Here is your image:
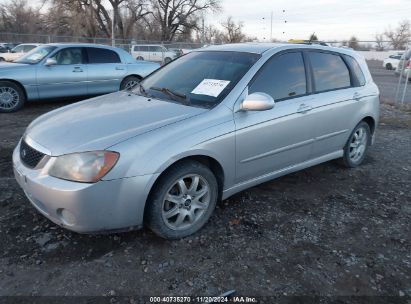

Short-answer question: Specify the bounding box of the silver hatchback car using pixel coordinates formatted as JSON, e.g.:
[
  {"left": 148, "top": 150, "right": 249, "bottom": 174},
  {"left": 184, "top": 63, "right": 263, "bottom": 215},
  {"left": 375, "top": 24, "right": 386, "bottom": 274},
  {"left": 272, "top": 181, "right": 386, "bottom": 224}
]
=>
[{"left": 13, "top": 43, "right": 380, "bottom": 239}]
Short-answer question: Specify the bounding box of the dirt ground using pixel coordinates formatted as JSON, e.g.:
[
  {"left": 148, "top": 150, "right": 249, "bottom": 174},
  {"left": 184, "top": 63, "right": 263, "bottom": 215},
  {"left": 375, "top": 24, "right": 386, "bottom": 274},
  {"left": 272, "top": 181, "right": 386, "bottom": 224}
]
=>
[{"left": 0, "top": 98, "right": 410, "bottom": 302}]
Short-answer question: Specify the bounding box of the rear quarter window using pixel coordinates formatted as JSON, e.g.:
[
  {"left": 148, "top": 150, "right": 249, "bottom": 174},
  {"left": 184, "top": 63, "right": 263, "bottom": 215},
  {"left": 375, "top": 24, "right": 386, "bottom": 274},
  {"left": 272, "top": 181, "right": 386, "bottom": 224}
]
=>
[
  {"left": 87, "top": 48, "right": 121, "bottom": 64},
  {"left": 344, "top": 55, "right": 366, "bottom": 86}
]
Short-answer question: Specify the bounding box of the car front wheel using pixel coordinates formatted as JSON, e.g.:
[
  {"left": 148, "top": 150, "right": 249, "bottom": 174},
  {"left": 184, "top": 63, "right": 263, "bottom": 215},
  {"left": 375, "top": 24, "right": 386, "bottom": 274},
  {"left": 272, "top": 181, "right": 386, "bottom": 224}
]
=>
[
  {"left": 386, "top": 63, "right": 393, "bottom": 70},
  {"left": 342, "top": 121, "right": 371, "bottom": 168},
  {"left": 0, "top": 81, "right": 26, "bottom": 113},
  {"left": 146, "top": 160, "right": 218, "bottom": 239}
]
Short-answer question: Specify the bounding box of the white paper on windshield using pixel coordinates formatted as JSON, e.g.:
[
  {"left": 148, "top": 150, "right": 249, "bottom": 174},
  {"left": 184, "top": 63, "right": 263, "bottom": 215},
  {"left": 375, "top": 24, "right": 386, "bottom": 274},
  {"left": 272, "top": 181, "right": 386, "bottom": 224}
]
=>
[{"left": 191, "top": 79, "right": 230, "bottom": 97}]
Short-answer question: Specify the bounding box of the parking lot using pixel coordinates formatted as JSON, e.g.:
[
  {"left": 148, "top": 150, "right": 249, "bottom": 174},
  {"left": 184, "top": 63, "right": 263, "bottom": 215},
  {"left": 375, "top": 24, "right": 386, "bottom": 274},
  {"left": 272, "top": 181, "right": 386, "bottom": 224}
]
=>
[
  {"left": 0, "top": 61, "right": 410, "bottom": 299},
  {"left": 367, "top": 60, "right": 411, "bottom": 105}
]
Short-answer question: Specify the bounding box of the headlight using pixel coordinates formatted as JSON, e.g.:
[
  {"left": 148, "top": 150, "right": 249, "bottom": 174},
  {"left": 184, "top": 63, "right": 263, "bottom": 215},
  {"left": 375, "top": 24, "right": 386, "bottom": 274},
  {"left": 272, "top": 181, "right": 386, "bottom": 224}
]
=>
[{"left": 49, "top": 151, "right": 119, "bottom": 183}]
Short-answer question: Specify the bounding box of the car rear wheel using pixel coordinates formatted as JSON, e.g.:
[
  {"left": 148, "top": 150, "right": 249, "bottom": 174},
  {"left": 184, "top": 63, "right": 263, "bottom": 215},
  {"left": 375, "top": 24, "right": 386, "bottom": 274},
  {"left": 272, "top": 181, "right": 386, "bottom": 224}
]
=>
[
  {"left": 0, "top": 57, "right": 4, "bottom": 62},
  {"left": 120, "top": 76, "right": 141, "bottom": 91},
  {"left": 341, "top": 121, "right": 371, "bottom": 168},
  {"left": 146, "top": 160, "right": 218, "bottom": 239},
  {"left": 0, "top": 81, "right": 25, "bottom": 113},
  {"left": 137, "top": 56, "right": 144, "bottom": 60},
  {"left": 386, "top": 63, "right": 393, "bottom": 70}
]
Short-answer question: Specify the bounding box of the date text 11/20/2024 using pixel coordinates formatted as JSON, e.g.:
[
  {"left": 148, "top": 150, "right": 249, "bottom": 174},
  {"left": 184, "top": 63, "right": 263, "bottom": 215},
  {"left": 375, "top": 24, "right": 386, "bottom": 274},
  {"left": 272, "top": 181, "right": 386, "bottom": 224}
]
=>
[{"left": 149, "top": 296, "right": 258, "bottom": 303}]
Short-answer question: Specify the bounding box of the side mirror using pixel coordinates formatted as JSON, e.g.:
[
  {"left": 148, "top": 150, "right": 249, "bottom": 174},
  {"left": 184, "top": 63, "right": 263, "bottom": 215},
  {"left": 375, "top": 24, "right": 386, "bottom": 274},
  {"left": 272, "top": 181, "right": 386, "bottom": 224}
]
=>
[
  {"left": 45, "top": 58, "right": 57, "bottom": 66},
  {"left": 240, "top": 92, "right": 275, "bottom": 111}
]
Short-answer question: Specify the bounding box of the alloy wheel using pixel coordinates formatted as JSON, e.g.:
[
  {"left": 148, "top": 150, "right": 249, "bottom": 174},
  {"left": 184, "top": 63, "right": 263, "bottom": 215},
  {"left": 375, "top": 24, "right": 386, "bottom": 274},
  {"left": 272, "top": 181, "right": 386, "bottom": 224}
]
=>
[
  {"left": 349, "top": 127, "right": 368, "bottom": 162},
  {"left": 161, "top": 174, "right": 211, "bottom": 231},
  {"left": 0, "top": 87, "right": 19, "bottom": 110}
]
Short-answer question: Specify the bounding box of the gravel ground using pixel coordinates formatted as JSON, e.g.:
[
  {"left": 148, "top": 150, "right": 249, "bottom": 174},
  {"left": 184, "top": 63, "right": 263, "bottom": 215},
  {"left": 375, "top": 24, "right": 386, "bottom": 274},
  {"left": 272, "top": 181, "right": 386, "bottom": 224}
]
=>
[{"left": 0, "top": 89, "right": 410, "bottom": 301}]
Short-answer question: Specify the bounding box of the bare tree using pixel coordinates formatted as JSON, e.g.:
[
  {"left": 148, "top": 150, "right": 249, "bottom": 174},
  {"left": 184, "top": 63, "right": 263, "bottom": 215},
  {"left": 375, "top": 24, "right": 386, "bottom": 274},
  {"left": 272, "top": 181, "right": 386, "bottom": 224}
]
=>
[
  {"left": 375, "top": 33, "right": 385, "bottom": 51},
  {"left": 309, "top": 33, "right": 318, "bottom": 41},
  {"left": 348, "top": 36, "right": 359, "bottom": 50},
  {"left": 220, "top": 16, "right": 245, "bottom": 43},
  {"left": 47, "top": 0, "right": 150, "bottom": 41},
  {"left": 385, "top": 20, "right": 411, "bottom": 50},
  {"left": 148, "top": 0, "right": 221, "bottom": 42},
  {"left": 0, "top": 0, "right": 45, "bottom": 35}
]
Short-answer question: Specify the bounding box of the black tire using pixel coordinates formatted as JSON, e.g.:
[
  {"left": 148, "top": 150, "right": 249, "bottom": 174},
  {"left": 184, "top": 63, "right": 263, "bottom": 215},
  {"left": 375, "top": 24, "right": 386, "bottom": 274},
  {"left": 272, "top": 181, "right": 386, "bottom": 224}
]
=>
[
  {"left": 146, "top": 160, "right": 218, "bottom": 239},
  {"left": 0, "top": 80, "right": 26, "bottom": 113},
  {"left": 341, "top": 121, "right": 371, "bottom": 168},
  {"left": 120, "top": 76, "right": 141, "bottom": 91},
  {"left": 136, "top": 56, "right": 144, "bottom": 61},
  {"left": 0, "top": 57, "right": 5, "bottom": 62},
  {"left": 386, "top": 63, "right": 393, "bottom": 70},
  {"left": 164, "top": 57, "right": 172, "bottom": 64}
]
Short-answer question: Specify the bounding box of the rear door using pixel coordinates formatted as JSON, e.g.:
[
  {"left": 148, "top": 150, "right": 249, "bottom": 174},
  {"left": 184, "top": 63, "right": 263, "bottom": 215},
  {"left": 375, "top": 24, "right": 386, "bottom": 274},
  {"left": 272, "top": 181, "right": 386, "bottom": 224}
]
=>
[
  {"left": 86, "top": 47, "right": 127, "bottom": 95},
  {"left": 36, "top": 47, "right": 88, "bottom": 98},
  {"left": 234, "top": 51, "right": 316, "bottom": 183},
  {"left": 303, "top": 51, "right": 364, "bottom": 157},
  {"left": 151, "top": 46, "right": 163, "bottom": 62}
]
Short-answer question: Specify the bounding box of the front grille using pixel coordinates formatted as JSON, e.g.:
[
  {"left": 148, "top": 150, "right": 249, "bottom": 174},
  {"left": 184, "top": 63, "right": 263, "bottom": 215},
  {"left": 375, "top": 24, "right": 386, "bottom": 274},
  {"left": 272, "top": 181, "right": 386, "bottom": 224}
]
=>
[{"left": 20, "top": 140, "right": 45, "bottom": 168}]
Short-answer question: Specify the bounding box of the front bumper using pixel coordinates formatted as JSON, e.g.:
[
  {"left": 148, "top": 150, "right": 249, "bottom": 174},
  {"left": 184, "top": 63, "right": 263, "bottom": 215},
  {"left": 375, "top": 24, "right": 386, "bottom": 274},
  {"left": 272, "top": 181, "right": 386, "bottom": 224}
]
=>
[{"left": 13, "top": 143, "right": 158, "bottom": 233}]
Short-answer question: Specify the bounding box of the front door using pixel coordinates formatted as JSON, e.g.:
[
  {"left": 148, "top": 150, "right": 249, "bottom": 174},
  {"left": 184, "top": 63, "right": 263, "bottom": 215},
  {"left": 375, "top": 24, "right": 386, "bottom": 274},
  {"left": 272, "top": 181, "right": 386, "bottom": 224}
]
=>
[
  {"left": 36, "top": 47, "right": 88, "bottom": 99},
  {"left": 234, "top": 51, "right": 316, "bottom": 183}
]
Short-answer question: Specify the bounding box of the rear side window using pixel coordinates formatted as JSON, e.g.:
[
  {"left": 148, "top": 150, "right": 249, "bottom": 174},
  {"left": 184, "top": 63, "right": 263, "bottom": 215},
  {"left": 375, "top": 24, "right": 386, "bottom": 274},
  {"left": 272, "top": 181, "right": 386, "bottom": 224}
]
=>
[
  {"left": 87, "top": 48, "right": 121, "bottom": 64},
  {"left": 309, "top": 52, "right": 350, "bottom": 92},
  {"left": 249, "top": 52, "right": 307, "bottom": 101},
  {"left": 344, "top": 55, "right": 366, "bottom": 86}
]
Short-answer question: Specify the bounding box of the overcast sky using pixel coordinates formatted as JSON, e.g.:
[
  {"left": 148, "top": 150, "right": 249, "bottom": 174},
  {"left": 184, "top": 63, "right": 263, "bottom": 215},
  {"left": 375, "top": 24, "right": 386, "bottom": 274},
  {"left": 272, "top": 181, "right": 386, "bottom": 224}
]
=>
[
  {"left": 208, "top": 0, "right": 411, "bottom": 41},
  {"left": 1, "top": 0, "right": 410, "bottom": 41}
]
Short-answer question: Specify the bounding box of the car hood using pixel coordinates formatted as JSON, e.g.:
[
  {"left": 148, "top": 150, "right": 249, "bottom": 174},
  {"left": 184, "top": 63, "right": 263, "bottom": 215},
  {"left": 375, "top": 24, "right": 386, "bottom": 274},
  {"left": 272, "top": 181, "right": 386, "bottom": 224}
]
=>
[
  {"left": 0, "top": 62, "right": 29, "bottom": 69},
  {"left": 26, "top": 91, "right": 208, "bottom": 156}
]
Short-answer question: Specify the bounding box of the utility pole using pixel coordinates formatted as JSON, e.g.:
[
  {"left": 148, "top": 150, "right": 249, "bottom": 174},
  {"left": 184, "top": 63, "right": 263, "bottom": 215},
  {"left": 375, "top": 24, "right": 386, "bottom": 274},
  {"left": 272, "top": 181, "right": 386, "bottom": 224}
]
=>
[
  {"left": 270, "top": 11, "right": 273, "bottom": 41},
  {"left": 201, "top": 11, "right": 205, "bottom": 44},
  {"left": 111, "top": 9, "right": 115, "bottom": 47}
]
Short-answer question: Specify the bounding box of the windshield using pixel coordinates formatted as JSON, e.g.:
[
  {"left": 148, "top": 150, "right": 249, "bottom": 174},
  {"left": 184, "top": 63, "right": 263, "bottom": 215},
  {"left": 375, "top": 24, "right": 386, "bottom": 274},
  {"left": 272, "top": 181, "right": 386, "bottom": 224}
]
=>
[
  {"left": 135, "top": 51, "right": 261, "bottom": 108},
  {"left": 14, "top": 46, "right": 57, "bottom": 64}
]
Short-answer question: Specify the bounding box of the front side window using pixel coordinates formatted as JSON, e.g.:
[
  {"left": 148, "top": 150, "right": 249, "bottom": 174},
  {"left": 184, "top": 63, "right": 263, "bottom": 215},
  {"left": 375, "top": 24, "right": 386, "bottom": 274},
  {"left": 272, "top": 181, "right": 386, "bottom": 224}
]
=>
[
  {"left": 309, "top": 52, "right": 351, "bottom": 92},
  {"left": 24, "top": 45, "right": 37, "bottom": 52},
  {"left": 249, "top": 52, "right": 307, "bottom": 101},
  {"left": 137, "top": 51, "right": 260, "bottom": 108},
  {"left": 50, "top": 48, "right": 84, "bottom": 65},
  {"left": 87, "top": 48, "right": 121, "bottom": 64},
  {"left": 14, "top": 46, "right": 57, "bottom": 64}
]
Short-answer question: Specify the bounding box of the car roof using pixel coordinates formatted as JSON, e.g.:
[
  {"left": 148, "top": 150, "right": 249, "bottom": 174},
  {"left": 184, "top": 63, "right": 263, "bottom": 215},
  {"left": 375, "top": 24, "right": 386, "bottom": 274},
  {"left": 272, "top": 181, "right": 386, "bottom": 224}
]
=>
[
  {"left": 200, "top": 43, "right": 289, "bottom": 54},
  {"left": 46, "top": 43, "right": 118, "bottom": 49},
  {"left": 196, "top": 42, "right": 359, "bottom": 57}
]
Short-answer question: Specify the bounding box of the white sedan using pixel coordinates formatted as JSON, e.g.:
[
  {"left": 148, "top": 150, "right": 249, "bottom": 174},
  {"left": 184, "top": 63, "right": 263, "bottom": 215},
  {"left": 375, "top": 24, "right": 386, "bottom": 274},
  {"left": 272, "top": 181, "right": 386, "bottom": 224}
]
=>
[
  {"left": 383, "top": 53, "right": 402, "bottom": 70},
  {"left": 0, "top": 43, "right": 41, "bottom": 62}
]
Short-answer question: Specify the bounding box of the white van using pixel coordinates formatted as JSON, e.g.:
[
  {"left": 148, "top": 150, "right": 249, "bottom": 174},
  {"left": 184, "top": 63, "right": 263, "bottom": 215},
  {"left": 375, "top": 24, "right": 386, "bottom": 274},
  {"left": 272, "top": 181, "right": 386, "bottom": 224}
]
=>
[{"left": 130, "top": 45, "right": 177, "bottom": 63}]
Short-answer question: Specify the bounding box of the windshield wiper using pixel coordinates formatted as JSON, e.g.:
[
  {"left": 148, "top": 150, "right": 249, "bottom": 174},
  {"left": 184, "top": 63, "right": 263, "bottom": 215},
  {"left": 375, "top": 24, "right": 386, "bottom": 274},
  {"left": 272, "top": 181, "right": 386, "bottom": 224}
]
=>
[{"left": 150, "top": 86, "right": 190, "bottom": 105}]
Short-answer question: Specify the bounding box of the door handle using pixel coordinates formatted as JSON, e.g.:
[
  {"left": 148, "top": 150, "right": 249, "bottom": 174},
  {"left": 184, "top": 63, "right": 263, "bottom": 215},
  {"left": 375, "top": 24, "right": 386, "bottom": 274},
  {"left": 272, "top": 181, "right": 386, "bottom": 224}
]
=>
[
  {"left": 72, "top": 67, "right": 83, "bottom": 72},
  {"left": 353, "top": 92, "right": 363, "bottom": 101},
  {"left": 115, "top": 67, "right": 125, "bottom": 70},
  {"left": 297, "top": 103, "right": 312, "bottom": 114}
]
